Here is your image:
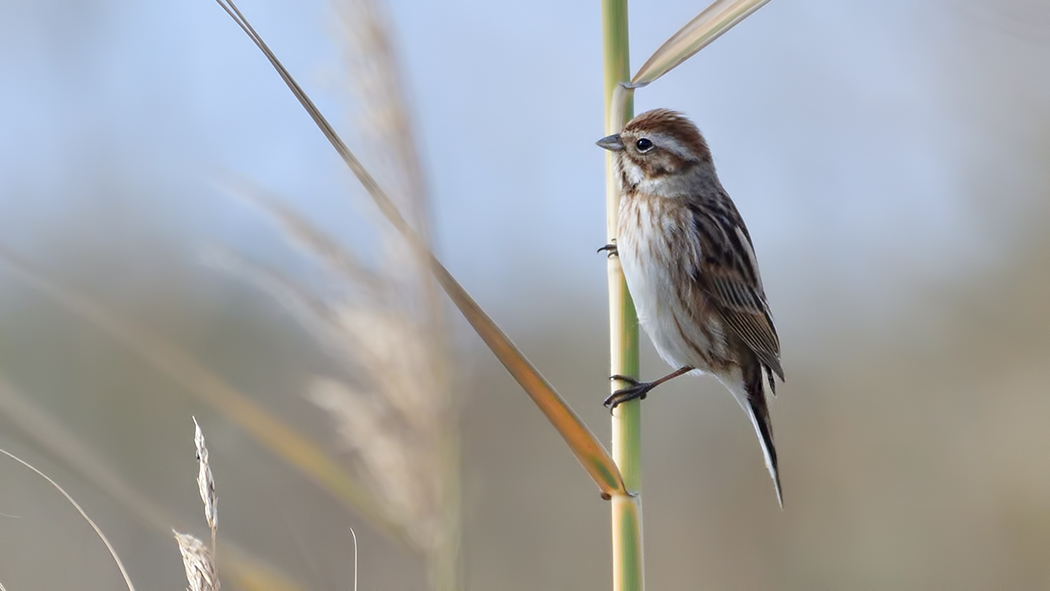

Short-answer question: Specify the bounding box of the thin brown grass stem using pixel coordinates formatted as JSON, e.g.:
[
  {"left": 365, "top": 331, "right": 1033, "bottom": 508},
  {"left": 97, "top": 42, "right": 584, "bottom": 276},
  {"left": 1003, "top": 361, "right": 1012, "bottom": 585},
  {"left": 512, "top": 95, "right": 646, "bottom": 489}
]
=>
[{"left": 0, "top": 448, "right": 135, "bottom": 591}]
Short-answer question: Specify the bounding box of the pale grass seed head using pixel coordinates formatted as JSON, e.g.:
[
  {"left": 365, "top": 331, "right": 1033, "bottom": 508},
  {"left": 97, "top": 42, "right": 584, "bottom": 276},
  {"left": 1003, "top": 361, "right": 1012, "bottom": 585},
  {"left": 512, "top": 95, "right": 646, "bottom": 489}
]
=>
[
  {"left": 174, "top": 531, "right": 220, "bottom": 591},
  {"left": 177, "top": 418, "right": 219, "bottom": 590},
  {"left": 193, "top": 417, "right": 218, "bottom": 533}
]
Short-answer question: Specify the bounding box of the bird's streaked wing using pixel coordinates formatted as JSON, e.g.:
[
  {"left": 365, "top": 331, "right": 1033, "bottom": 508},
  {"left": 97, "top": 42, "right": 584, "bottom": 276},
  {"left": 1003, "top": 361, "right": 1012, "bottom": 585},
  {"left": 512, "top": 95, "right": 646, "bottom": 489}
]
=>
[{"left": 686, "top": 200, "right": 784, "bottom": 380}]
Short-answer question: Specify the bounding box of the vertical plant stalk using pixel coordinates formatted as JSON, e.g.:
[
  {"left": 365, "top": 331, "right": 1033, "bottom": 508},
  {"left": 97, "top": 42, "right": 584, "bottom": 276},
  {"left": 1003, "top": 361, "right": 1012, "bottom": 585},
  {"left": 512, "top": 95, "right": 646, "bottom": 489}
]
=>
[{"left": 602, "top": 1, "right": 642, "bottom": 590}]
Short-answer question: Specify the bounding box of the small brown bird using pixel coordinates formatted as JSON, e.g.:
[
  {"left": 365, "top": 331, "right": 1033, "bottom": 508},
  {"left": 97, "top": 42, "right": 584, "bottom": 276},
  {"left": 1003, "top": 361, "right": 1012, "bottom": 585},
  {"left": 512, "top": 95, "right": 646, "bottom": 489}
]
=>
[{"left": 597, "top": 109, "right": 784, "bottom": 504}]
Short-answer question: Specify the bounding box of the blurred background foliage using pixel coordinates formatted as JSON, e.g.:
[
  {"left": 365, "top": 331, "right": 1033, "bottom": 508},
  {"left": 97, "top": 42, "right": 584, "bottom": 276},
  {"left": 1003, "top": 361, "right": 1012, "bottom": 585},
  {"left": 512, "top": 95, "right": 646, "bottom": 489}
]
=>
[{"left": 0, "top": 0, "right": 1049, "bottom": 588}]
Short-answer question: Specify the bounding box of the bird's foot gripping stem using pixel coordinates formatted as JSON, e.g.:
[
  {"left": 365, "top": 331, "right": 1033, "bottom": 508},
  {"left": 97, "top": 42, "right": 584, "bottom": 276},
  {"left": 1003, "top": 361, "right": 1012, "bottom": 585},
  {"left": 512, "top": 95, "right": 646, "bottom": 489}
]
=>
[{"left": 604, "top": 375, "right": 653, "bottom": 410}]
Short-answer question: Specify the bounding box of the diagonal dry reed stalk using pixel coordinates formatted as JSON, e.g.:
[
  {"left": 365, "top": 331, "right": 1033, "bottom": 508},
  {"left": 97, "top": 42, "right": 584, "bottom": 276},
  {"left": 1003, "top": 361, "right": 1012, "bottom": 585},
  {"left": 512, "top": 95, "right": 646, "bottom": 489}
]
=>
[
  {"left": 215, "top": 0, "right": 626, "bottom": 502},
  {"left": 221, "top": 0, "right": 463, "bottom": 586}
]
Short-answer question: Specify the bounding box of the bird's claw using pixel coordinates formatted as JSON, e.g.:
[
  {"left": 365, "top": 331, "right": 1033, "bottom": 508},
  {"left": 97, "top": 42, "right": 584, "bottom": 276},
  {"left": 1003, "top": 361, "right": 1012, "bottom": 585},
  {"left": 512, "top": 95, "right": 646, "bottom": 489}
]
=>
[
  {"left": 604, "top": 375, "right": 652, "bottom": 410},
  {"left": 597, "top": 243, "right": 618, "bottom": 257}
]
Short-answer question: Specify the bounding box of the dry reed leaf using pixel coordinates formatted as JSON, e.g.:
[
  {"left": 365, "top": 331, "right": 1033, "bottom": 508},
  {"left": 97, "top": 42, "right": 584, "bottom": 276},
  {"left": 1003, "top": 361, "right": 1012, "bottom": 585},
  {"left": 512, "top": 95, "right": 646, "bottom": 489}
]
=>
[
  {"left": 631, "top": 0, "right": 772, "bottom": 88},
  {"left": 214, "top": 0, "right": 627, "bottom": 498},
  {"left": 232, "top": 185, "right": 625, "bottom": 495}
]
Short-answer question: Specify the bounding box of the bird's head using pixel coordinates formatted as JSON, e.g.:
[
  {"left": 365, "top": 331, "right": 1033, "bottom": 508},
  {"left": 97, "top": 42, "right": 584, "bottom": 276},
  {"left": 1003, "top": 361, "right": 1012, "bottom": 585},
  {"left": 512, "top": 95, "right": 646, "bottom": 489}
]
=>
[{"left": 597, "top": 109, "right": 713, "bottom": 190}]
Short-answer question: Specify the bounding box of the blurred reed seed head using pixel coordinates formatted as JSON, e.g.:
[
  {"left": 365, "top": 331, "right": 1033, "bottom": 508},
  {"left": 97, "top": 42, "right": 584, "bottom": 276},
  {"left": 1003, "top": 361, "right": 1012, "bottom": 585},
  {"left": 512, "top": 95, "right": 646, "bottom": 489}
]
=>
[
  {"left": 312, "top": 373, "right": 448, "bottom": 552},
  {"left": 224, "top": 0, "right": 459, "bottom": 581},
  {"left": 233, "top": 179, "right": 457, "bottom": 558},
  {"left": 336, "top": 0, "right": 432, "bottom": 253},
  {"left": 225, "top": 0, "right": 462, "bottom": 573}
]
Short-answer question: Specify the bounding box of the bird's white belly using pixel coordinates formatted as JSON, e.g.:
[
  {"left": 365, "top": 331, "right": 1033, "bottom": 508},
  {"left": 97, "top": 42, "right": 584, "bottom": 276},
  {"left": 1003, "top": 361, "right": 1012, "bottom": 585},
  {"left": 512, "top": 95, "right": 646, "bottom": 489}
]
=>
[{"left": 618, "top": 204, "right": 723, "bottom": 373}]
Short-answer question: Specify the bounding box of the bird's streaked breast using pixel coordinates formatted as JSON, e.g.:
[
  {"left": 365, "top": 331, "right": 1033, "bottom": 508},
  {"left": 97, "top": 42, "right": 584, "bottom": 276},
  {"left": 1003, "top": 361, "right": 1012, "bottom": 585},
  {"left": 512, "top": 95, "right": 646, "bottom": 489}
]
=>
[{"left": 618, "top": 194, "right": 727, "bottom": 372}]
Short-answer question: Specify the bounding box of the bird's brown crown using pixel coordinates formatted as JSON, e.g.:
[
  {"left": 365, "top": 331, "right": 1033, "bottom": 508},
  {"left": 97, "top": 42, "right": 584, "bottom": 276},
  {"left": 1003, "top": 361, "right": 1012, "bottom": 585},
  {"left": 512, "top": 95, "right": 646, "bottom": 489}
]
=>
[{"left": 621, "top": 109, "right": 713, "bottom": 167}]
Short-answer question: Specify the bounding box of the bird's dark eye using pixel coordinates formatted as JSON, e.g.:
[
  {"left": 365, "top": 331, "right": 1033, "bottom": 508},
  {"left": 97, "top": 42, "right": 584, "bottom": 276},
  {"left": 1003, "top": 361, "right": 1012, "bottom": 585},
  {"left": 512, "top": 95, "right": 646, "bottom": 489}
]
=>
[{"left": 635, "top": 138, "right": 654, "bottom": 152}]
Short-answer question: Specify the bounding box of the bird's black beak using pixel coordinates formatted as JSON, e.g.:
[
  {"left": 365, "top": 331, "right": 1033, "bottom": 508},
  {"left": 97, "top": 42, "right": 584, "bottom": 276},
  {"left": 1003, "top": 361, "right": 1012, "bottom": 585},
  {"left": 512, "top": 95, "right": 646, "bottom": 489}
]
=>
[{"left": 596, "top": 134, "right": 624, "bottom": 151}]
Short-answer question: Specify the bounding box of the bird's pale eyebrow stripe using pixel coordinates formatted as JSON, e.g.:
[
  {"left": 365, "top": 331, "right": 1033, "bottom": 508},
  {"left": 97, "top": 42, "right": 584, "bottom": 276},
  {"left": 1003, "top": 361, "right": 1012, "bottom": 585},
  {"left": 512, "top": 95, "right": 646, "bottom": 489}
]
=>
[{"left": 648, "top": 133, "right": 693, "bottom": 159}]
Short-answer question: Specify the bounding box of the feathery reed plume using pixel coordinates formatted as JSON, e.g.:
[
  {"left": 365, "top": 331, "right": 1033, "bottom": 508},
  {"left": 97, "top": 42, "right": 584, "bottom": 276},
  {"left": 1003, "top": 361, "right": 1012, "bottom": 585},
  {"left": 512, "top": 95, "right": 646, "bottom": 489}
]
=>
[
  {"left": 231, "top": 152, "right": 462, "bottom": 591},
  {"left": 291, "top": 0, "right": 462, "bottom": 586},
  {"left": 220, "top": 0, "right": 462, "bottom": 585},
  {"left": 335, "top": 0, "right": 431, "bottom": 240},
  {"left": 330, "top": 0, "right": 466, "bottom": 560}
]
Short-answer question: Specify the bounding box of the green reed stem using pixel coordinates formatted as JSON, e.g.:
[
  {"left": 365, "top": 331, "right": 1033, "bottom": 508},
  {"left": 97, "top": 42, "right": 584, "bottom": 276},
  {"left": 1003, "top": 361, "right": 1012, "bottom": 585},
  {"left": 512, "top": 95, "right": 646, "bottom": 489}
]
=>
[{"left": 602, "top": 1, "right": 642, "bottom": 590}]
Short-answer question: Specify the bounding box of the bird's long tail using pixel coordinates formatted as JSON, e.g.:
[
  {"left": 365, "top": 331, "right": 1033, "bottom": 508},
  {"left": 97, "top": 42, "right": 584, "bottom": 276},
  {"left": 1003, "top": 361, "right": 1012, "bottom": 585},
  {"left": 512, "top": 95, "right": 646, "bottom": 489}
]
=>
[{"left": 725, "top": 358, "right": 782, "bottom": 506}]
